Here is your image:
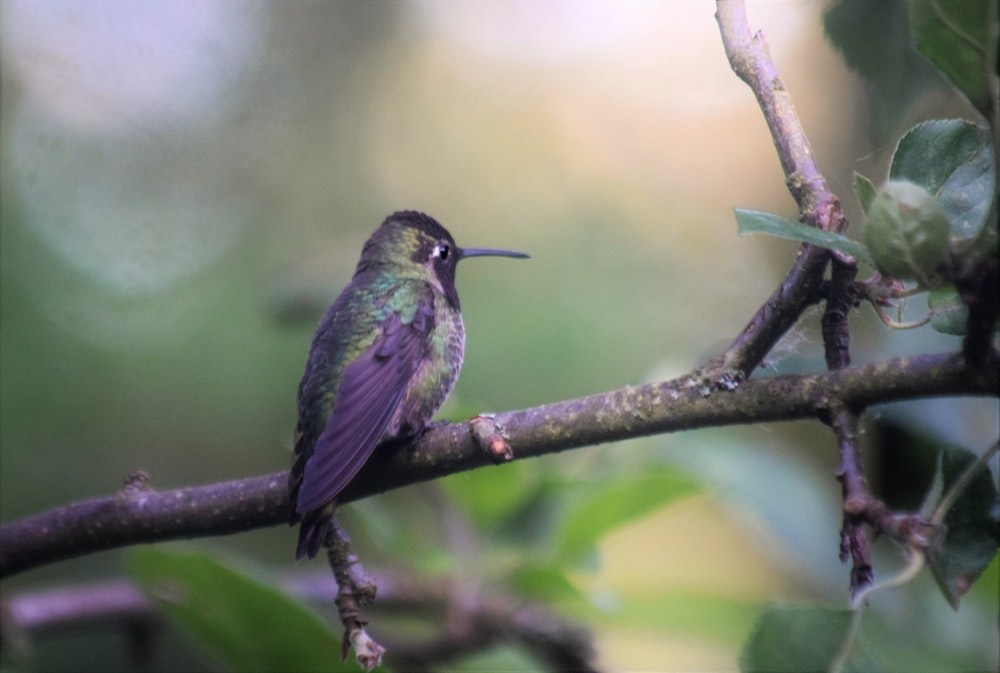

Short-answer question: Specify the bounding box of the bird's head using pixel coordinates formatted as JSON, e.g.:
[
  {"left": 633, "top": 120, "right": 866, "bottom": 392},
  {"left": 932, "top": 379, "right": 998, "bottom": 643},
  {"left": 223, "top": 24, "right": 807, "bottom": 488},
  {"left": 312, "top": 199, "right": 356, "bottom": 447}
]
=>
[{"left": 357, "top": 211, "right": 528, "bottom": 307}]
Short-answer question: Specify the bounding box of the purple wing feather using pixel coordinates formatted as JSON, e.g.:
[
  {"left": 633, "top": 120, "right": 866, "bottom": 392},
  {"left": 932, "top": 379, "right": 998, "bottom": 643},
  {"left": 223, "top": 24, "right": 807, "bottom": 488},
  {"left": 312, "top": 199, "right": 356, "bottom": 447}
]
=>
[{"left": 294, "top": 302, "right": 434, "bottom": 515}]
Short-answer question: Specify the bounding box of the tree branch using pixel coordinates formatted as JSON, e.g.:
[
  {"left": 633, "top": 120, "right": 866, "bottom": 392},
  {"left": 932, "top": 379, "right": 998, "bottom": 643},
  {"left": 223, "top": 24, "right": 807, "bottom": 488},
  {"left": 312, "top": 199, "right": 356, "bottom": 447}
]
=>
[
  {"left": 822, "top": 259, "right": 859, "bottom": 371},
  {"left": 715, "top": 0, "right": 838, "bottom": 215},
  {"left": 1, "top": 352, "right": 996, "bottom": 579},
  {"left": 326, "top": 518, "right": 383, "bottom": 670},
  {"left": 832, "top": 408, "right": 874, "bottom": 599},
  {"left": 708, "top": 0, "right": 851, "bottom": 381},
  {"left": 2, "top": 5, "right": 994, "bottom": 671}
]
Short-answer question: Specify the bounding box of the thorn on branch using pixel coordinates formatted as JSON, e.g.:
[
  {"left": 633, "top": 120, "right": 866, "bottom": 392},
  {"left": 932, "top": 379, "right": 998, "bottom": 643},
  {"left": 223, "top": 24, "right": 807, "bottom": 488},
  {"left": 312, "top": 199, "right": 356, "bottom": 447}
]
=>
[{"left": 121, "top": 470, "right": 152, "bottom": 495}]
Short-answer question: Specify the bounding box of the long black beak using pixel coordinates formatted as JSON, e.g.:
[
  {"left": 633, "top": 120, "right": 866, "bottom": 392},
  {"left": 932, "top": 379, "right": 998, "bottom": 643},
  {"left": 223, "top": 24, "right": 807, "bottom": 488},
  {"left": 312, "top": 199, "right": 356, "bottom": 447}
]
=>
[{"left": 460, "top": 247, "right": 529, "bottom": 260}]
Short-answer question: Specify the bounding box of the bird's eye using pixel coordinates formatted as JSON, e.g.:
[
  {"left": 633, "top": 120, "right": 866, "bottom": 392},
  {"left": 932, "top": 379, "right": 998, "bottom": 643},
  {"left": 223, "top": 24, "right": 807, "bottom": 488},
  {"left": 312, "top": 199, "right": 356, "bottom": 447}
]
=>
[{"left": 434, "top": 244, "right": 450, "bottom": 260}]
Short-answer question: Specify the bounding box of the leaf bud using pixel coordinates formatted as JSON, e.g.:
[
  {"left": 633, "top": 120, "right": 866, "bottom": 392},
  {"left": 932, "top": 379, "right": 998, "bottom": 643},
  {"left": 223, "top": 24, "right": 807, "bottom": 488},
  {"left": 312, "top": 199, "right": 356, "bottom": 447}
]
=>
[{"left": 864, "top": 180, "right": 950, "bottom": 287}]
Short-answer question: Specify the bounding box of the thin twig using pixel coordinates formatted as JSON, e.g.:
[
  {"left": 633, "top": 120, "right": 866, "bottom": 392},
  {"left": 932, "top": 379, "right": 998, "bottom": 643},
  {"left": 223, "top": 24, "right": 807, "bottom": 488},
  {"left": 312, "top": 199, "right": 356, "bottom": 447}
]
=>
[
  {"left": 823, "top": 259, "right": 858, "bottom": 371},
  {"left": 716, "top": 0, "right": 838, "bottom": 215},
  {"left": 711, "top": 0, "right": 851, "bottom": 379},
  {"left": 832, "top": 408, "right": 874, "bottom": 598}
]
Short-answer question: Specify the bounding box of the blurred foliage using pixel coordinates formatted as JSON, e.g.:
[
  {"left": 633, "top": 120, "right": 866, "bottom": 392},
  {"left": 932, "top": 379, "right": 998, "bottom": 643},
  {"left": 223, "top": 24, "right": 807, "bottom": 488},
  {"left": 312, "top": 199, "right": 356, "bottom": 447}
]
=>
[
  {"left": 740, "top": 605, "right": 859, "bottom": 673},
  {"left": 925, "top": 445, "right": 1000, "bottom": 609},
  {"left": 822, "top": 0, "right": 968, "bottom": 144},
  {"left": 1, "top": 1, "right": 998, "bottom": 672},
  {"left": 908, "top": 0, "right": 995, "bottom": 118},
  {"left": 127, "top": 549, "right": 349, "bottom": 673}
]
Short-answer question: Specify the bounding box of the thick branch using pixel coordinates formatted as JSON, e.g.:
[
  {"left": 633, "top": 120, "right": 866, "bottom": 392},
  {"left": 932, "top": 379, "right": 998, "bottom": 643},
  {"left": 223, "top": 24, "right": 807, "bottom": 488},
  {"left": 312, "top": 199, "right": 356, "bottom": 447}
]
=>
[{"left": 1, "top": 352, "right": 996, "bottom": 579}]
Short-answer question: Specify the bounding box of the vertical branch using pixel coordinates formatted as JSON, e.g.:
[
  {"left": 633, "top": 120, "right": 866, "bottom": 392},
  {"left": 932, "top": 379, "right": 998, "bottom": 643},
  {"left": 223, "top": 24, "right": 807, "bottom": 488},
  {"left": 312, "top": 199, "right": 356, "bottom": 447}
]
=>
[
  {"left": 712, "top": 0, "right": 851, "bottom": 380},
  {"left": 831, "top": 408, "right": 874, "bottom": 598},
  {"left": 715, "top": 0, "right": 846, "bottom": 225},
  {"left": 326, "top": 517, "right": 383, "bottom": 670},
  {"left": 958, "top": 258, "right": 1000, "bottom": 366},
  {"left": 822, "top": 259, "right": 858, "bottom": 371}
]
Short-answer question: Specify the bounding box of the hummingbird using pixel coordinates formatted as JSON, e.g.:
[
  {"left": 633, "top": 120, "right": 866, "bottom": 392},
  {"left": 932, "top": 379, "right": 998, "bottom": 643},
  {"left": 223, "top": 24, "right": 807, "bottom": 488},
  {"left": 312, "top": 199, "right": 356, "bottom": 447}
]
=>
[{"left": 289, "top": 210, "right": 528, "bottom": 559}]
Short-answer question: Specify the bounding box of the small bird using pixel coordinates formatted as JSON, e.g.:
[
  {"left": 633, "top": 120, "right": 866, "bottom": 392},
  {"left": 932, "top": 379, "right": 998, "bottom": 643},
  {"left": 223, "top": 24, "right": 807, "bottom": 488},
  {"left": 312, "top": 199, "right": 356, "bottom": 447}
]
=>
[{"left": 289, "top": 210, "right": 528, "bottom": 559}]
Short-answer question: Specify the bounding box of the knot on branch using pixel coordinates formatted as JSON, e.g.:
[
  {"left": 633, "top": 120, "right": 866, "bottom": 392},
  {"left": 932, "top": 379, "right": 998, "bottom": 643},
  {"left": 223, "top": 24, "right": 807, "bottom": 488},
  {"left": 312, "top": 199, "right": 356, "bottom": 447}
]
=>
[
  {"left": 469, "top": 415, "right": 514, "bottom": 463},
  {"left": 119, "top": 471, "right": 153, "bottom": 496}
]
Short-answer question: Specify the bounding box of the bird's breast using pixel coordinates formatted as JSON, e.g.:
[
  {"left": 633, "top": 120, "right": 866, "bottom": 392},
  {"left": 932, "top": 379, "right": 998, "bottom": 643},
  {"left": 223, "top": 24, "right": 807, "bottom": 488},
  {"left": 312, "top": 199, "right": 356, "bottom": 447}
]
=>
[{"left": 389, "top": 298, "right": 465, "bottom": 438}]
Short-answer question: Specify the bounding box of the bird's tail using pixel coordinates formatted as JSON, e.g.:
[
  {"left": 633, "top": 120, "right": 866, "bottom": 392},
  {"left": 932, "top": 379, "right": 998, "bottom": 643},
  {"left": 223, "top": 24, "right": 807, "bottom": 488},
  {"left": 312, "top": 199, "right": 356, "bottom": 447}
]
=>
[{"left": 295, "top": 504, "right": 335, "bottom": 560}]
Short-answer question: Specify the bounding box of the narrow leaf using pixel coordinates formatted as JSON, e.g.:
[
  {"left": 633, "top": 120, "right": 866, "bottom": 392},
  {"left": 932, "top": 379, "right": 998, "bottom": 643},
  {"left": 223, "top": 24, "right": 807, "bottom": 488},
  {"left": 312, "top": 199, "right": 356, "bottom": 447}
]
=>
[
  {"left": 926, "top": 446, "right": 1000, "bottom": 609},
  {"left": 128, "top": 549, "right": 349, "bottom": 673},
  {"left": 734, "top": 209, "right": 876, "bottom": 266},
  {"left": 508, "top": 563, "right": 583, "bottom": 602},
  {"left": 853, "top": 172, "right": 877, "bottom": 214}
]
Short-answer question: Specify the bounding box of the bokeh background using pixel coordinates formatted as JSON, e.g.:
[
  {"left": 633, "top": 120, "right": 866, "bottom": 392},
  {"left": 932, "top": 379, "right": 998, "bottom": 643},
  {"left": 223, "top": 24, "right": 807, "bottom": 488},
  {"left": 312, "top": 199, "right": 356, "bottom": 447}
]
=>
[{"left": 1, "top": 1, "right": 997, "bottom": 671}]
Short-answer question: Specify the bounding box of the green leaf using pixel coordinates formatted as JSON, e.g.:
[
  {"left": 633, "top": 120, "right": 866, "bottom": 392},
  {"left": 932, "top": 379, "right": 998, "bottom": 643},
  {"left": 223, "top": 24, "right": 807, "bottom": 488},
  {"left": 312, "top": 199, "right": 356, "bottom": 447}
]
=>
[
  {"left": 889, "top": 120, "right": 996, "bottom": 242},
  {"left": 853, "top": 172, "right": 877, "bottom": 214},
  {"left": 928, "top": 289, "right": 969, "bottom": 335},
  {"left": 909, "top": 0, "right": 993, "bottom": 115},
  {"left": 823, "top": 0, "right": 940, "bottom": 142},
  {"left": 863, "top": 180, "right": 950, "bottom": 286},
  {"left": 734, "top": 209, "right": 876, "bottom": 266},
  {"left": 127, "top": 549, "right": 349, "bottom": 673},
  {"left": 554, "top": 467, "right": 699, "bottom": 564},
  {"left": 507, "top": 563, "right": 583, "bottom": 602},
  {"left": 740, "top": 606, "right": 859, "bottom": 673},
  {"left": 927, "top": 446, "right": 1000, "bottom": 609}
]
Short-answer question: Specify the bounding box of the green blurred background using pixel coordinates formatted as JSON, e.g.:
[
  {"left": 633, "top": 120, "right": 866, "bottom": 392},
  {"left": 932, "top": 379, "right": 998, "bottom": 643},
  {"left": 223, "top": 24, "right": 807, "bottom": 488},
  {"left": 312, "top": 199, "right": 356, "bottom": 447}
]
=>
[{"left": 1, "top": 1, "right": 997, "bottom": 670}]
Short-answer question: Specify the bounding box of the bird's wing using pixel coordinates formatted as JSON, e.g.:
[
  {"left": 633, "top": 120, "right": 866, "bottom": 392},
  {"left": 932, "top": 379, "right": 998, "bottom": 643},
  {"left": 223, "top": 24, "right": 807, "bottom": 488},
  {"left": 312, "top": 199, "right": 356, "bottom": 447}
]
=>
[{"left": 294, "top": 297, "right": 435, "bottom": 514}]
